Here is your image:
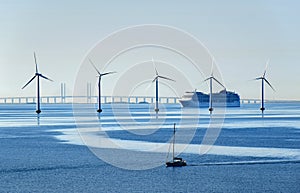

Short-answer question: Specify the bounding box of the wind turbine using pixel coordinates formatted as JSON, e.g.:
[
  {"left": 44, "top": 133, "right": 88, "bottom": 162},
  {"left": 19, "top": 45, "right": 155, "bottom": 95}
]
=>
[
  {"left": 254, "top": 61, "right": 275, "bottom": 113},
  {"left": 89, "top": 59, "right": 116, "bottom": 113},
  {"left": 22, "top": 52, "right": 53, "bottom": 114},
  {"left": 204, "top": 73, "right": 225, "bottom": 113},
  {"left": 151, "top": 58, "right": 175, "bottom": 113}
]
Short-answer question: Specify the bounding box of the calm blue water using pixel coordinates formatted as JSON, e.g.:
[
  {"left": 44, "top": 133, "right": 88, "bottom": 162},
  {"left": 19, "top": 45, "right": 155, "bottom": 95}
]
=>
[{"left": 0, "top": 103, "right": 299, "bottom": 192}]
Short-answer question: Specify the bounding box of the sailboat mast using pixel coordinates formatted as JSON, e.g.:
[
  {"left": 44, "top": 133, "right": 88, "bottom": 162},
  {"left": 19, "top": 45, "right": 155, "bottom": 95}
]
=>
[{"left": 173, "top": 123, "right": 175, "bottom": 162}]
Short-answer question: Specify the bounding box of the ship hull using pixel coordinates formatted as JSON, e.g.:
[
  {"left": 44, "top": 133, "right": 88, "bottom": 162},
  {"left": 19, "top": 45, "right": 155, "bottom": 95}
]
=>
[
  {"left": 166, "top": 161, "right": 187, "bottom": 167},
  {"left": 179, "top": 99, "right": 240, "bottom": 108},
  {"left": 179, "top": 90, "right": 240, "bottom": 108}
]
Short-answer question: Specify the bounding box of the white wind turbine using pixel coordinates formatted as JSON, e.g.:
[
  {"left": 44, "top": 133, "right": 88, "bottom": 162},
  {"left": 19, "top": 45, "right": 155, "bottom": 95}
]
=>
[
  {"left": 151, "top": 58, "right": 175, "bottom": 113},
  {"left": 204, "top": 59, "right": 226, "bottom": 114},
  {"left": 204, "top": 72, "right": 226, "bottom": 114},
  {"left": 254, "top": 60, "right": 275, "bottom": 113},
  {"left": 22, "top": 52, "right": 53, "bottom": 114},
  {"left": 89, "top": 59, "right": 116, "bottom": 113}
]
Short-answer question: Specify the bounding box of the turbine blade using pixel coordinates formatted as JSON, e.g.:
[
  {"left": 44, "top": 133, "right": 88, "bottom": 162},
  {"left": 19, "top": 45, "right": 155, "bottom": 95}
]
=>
[
  {"left": 263, "top": 70, "right": 267, "bottom": 78},
  {"left": 22, "top": 75, "right": 36, "bottom": 89},
  {"left": 40, "top": 74, "right": 53, "bottom": 81},
  {"left": 264, "top": 78, "right": 275, "bottom": 91},
  {"left": 212, "top": 77, "right": 225, "bottom": 88},
  {"left": 89, "top": 58, "right": 101, "bottom": 75},
  {"left": 210, "top": 57, "right": 214, "bottom": 75},
  {"left": 263, "top": 59, "right": 270, "bottom": 78},
  {"left": 158, "top": 75, "right": 175, "bottom": 82},
  {"left": 204, "top": 77, "right": 211, "bottom": 82},
  {"left": 145, "top": 81, "right": 153, "bottom": 90},
  {"left": 254, "top": 77, "right": 263, "bottom": 80},
  {"left": 34, "top": 52, "right": 38, "bottom": 73},
  {"left": 152, "top": 76, "right": 158, "bottom": 83},
  {"left": 100, "top": 71, "right": 116, "bottom": 76},
  {"left": 151, "top": 57, "right": 158, "bottom": 75}
]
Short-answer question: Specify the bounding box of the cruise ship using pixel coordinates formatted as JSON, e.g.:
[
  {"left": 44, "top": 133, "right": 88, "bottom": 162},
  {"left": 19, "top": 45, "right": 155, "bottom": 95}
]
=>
[{"left": 179, "top": 90, "right": 240, "bottom": 108}]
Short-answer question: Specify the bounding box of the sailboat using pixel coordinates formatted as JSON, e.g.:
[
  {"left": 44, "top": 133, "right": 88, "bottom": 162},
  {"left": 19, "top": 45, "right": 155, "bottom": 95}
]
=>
[{"left": 166, "top": 123, "right": 187, "bottom": 167}]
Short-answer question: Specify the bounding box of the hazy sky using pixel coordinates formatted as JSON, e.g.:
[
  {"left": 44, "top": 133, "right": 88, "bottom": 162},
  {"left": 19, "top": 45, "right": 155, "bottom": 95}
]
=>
[{"left": 0, "top": 0, "right": 299, "bottom": 100}]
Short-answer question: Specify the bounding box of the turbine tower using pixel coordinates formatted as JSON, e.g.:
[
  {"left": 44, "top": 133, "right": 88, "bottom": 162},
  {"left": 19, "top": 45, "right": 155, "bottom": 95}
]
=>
[
  {"left": 89, "top": 59, "right": 116, "bottom": 113},
  {"left": 22, "top": 52, "right": 53, "bottom": 114},
  {"left": 204, "top": 73, "right": 225, "bottom": 113},
  {"left": 254, "top": 61, "right": 275, "bottom": 113},
  {"left": 151, "top": 58, "right": 175, "bottom": 113}
]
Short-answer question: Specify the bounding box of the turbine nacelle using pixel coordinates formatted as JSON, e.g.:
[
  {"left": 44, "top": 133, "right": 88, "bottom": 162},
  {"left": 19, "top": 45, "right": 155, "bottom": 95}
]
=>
[
  {"left": 22, "top": 53, "right": 53, "bottom": 89},
  {"left": 152, "top": 75, "right": 175, "bottom": 83},
  {"left": 254, "top": 76, "right": 275, "bottom": 92},
  {"left": 151, "top": 58, "right": 175, "bottom": 83},
  {"left": 204, "top": 74, "right": 226, "bottom": 89}
]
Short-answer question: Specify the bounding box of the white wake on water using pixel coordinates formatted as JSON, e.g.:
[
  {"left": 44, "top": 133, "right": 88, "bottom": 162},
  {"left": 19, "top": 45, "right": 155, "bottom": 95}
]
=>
[{"left": 53, "top": 128, "right": 300, "bottom": 161}]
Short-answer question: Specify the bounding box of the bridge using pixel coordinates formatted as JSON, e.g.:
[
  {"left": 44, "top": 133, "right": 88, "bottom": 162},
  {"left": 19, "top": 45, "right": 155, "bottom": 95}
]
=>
[
  {"left": 0, "top": 95, "right": 179, "bottom": 104},
  {"left": 0, "top": 82, "right": 265, "bottom": 104},
  {"left": 240, "top": 99, "right": 261, "bottom": 104},
  {"left": 0, "top": 95, "right": 261, "bottom": 104}
]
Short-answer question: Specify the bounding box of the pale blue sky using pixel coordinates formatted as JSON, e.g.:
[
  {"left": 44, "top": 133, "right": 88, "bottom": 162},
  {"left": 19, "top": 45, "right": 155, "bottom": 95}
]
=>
[{"left": 0, "top": 0, "right": 299, "bottom": 100}]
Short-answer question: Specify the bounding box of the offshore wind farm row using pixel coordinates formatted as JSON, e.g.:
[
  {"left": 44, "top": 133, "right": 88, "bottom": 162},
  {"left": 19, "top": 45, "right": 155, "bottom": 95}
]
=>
[{"left": 20, "top": 52, "right": 275, "bottom": 114}]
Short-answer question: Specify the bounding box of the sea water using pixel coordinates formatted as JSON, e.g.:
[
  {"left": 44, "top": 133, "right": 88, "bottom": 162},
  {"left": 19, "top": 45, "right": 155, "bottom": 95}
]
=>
[{"left": 0, "top": 102, "right": 299, "bottom": 192}]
